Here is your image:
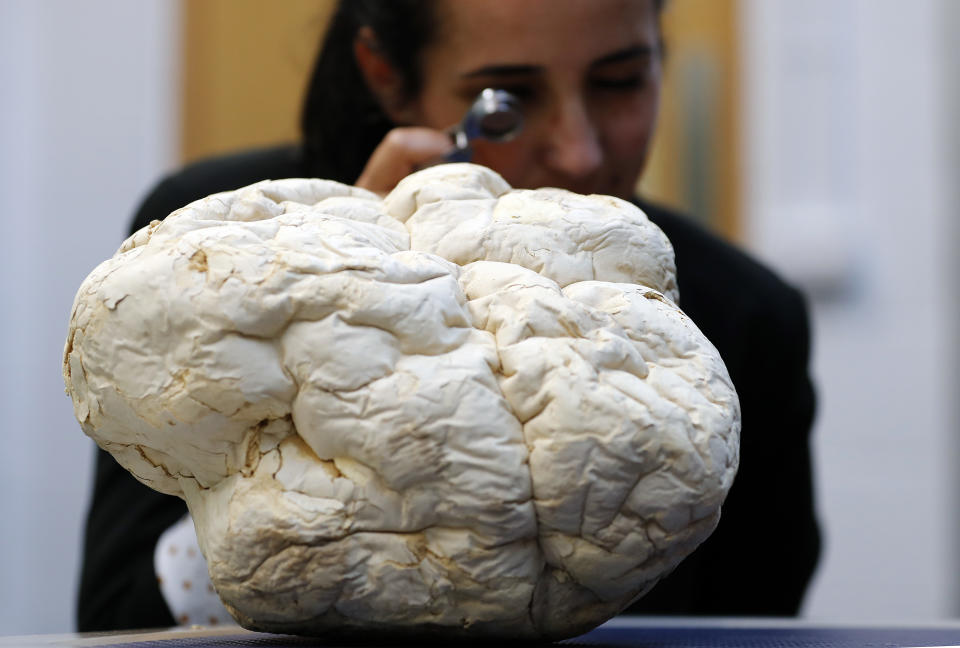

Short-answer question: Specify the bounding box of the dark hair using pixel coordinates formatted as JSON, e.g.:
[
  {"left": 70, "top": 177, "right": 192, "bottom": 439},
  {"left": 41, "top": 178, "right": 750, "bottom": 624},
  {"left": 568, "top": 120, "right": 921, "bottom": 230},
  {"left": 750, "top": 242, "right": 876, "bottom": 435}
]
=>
[
  {"left": 300, "top": 0, "right": 665, "bottom": 183},
  {"left": 300, "top": 1, "right": 436, "bottom": 183}
]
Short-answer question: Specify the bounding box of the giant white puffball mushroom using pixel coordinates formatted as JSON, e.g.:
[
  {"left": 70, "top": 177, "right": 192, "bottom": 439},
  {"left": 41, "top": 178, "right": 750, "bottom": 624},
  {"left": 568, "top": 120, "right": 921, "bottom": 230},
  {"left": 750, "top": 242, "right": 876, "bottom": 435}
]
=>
[{"left": 64, "top": 164, "right": 739, "bottom": 640}]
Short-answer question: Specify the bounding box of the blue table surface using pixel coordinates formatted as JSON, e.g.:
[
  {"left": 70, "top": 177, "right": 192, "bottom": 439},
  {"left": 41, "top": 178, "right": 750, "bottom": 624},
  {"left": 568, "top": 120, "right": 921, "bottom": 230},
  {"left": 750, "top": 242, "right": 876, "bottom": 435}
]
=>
[
  {"left": 570, "top": 618, "right": 960, "bottom": 647},
  {"left": 6, "top": 618, "right": 960, "bottom": 647}
]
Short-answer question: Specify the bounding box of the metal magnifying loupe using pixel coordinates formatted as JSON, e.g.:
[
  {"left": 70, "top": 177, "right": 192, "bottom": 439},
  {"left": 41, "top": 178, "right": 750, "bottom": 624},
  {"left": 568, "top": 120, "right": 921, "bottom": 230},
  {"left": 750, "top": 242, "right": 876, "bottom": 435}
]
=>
[{"left": 445, "top": 88, "right": 523, "bottom": 163}]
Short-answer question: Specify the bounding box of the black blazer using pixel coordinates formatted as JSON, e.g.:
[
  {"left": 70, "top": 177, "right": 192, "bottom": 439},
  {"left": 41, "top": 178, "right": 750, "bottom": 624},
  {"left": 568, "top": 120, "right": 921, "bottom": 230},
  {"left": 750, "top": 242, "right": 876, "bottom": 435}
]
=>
[{"left": 77, "top": 145, "right": 819, "bottom": 630}]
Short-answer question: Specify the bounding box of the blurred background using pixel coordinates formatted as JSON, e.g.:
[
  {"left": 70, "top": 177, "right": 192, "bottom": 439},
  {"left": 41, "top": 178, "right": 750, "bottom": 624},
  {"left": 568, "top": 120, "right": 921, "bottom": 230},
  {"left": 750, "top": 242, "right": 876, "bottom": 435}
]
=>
[{"left": 1, "top": 0, "right": 957, "bottom": 634}]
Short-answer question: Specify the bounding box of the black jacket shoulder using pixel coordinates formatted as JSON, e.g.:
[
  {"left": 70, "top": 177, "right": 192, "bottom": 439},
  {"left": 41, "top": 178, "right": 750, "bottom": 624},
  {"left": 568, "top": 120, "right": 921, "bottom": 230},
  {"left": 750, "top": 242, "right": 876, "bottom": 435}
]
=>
[
  {"left": 641, "top": 200, "right": 805, "bottom": 333},
  {"left": 629, "top": 199, "right": 819, "bottom": 615},
  {"left": 129, "top": 144, "right": 309, "bottom": 234},
  {"left": 638, "top": 199, "right": 811, "bottom": 388}
]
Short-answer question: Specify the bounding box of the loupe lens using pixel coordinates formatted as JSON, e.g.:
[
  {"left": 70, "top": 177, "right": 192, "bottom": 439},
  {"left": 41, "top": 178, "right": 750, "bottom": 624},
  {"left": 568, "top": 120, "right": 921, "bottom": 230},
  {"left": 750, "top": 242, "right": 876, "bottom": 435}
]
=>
[
  {"left": 480, "top": 110, "right": 522, "bottom": 140},
  {"left": 475, "top": 89, "right": 522, "bottom": 141},
  {"left": 447, "top": 88, "right": 524, "bottom": 163}
]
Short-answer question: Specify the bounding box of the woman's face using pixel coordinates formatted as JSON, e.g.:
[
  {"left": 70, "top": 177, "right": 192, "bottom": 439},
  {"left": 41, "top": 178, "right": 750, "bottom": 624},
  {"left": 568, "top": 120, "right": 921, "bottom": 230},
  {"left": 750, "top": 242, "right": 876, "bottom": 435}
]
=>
[{"left": 403, "top": 0, "right": 662, "bottom": 200}]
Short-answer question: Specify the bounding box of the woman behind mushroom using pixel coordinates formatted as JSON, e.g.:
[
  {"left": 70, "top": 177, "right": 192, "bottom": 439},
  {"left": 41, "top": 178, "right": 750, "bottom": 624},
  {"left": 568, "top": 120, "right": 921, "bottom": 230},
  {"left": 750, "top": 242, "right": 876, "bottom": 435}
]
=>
[{"left": 77, "top": 0, "right": 819, "bottom": 631}]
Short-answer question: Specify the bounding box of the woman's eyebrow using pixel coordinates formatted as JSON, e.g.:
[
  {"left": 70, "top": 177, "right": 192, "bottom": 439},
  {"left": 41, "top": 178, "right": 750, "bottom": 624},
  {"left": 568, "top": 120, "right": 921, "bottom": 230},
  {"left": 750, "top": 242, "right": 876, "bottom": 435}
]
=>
[
  {"left": 461, "top": 45, "right": 655, "bottom": 79},
  {"left": 462, "top": 64, "right": 541, "bottom": 79},
  {"left": 591, "top": 44, "right": 655, "bottom": 67}
]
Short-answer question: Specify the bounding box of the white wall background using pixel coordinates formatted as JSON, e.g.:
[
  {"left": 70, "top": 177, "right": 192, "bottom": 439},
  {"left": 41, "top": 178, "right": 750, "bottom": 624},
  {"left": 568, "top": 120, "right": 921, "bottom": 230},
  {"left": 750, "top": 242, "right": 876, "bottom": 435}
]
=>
[
  {"left": 1, "top": 0, "right": 958, "bottom": 636},
  {"left": 0, "top": 1, "right": 179, "bottom": 634},
  {"left": 741, "top": 0, "right": 959, "bottom": 619}
]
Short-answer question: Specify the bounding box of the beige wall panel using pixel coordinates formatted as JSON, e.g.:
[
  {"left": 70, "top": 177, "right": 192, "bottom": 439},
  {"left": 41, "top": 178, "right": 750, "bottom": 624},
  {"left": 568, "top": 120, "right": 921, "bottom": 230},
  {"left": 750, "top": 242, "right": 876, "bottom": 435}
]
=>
[
  {"left": 640, "top": 0, "right": 741, "bottom": 239},
  {"left": 182, "top": 0, "right": 335, "bottom": 163}
]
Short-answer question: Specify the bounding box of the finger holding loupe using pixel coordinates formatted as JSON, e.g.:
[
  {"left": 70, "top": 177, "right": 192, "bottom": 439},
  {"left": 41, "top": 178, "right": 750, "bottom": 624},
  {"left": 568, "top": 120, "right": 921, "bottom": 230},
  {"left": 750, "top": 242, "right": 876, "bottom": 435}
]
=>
[{"left": 356, "top": 89, "right": 524, "bottom": 194}]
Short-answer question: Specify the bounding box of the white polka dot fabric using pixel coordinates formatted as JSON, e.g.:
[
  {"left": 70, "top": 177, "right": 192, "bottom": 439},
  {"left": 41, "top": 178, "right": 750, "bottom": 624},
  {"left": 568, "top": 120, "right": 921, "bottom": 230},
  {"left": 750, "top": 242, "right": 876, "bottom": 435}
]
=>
[{"left": 154, "top": 515, "right": 233, "bottom": 627}]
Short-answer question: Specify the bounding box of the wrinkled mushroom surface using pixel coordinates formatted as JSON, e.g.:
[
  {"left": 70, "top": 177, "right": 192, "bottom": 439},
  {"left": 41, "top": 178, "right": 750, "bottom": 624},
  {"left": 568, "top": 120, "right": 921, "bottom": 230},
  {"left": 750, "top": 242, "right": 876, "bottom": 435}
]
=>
[{"left": 64, "top": 164, "right": 739, "bottom": 639}]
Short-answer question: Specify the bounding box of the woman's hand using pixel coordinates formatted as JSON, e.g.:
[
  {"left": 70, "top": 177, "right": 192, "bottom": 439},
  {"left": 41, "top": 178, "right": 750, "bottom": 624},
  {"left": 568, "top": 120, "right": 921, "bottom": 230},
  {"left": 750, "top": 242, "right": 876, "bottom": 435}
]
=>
[{"left": 355, "top": 127, "right": 454, "bottom": 196}]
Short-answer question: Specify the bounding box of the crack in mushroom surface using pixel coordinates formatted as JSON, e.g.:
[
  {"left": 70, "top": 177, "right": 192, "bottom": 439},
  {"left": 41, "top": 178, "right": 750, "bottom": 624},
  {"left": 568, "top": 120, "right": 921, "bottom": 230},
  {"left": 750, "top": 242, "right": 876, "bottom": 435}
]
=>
[{"left": 64, "top": 163, "right": 739, "bottom": 640}]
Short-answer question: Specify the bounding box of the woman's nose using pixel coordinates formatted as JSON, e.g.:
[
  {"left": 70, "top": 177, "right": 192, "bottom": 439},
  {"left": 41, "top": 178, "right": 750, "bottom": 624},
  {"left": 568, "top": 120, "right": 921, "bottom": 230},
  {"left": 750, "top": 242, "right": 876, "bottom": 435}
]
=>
[{"left": 542, "top": 98, "right": 603, "bottom": 180}]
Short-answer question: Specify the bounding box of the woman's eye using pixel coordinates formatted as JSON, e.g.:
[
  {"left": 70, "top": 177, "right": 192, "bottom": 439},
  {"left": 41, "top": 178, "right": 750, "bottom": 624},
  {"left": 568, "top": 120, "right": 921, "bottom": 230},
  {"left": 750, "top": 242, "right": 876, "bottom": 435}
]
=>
[
  {"left": 460, "top": 85, "right": 537, "bottom": 109},
  {"left": 591, "top": 75, "right": 646, "bottom": 90},
  {"left": 496, "top": 85, "right": 536, "bottom": 102}
]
